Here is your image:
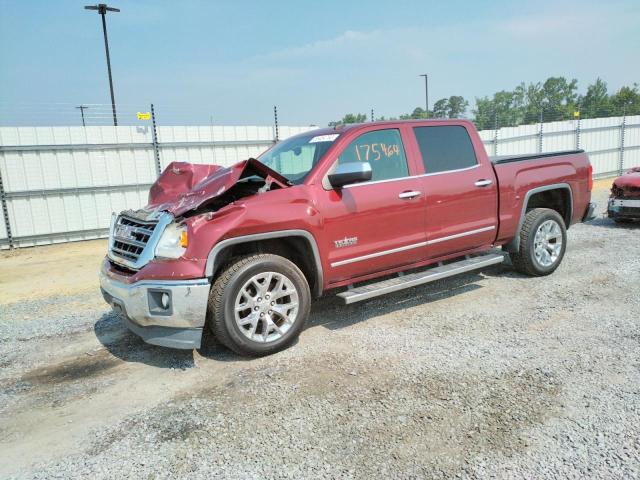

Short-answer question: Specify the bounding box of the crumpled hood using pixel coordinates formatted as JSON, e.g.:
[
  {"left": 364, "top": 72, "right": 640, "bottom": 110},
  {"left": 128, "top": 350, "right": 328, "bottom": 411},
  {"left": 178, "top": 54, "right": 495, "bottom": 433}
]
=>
[
  {"left": 148, "top": 158, "right": 291, "bottom": 216},
  {"left": 613, "top": 167, "right": 640, "bottom": 190}
]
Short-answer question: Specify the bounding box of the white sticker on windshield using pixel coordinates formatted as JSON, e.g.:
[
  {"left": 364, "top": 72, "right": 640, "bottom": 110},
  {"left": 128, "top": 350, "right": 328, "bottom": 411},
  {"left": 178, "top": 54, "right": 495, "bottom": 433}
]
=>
[{"left": 309, "top": 134, "right": 339, "bottom": 143}]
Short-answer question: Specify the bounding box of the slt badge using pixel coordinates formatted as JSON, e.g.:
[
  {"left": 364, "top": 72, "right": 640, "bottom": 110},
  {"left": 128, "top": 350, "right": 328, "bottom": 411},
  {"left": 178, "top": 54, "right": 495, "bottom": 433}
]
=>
[{"left": 334, "top": 236, "right": 358, "bottom": 248}]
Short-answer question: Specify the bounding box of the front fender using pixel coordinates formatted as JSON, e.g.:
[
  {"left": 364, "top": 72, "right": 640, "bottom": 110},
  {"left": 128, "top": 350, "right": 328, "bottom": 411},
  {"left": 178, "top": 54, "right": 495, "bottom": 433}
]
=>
[{"left": 203, "top": 229, "right": 324, "bottom": 297}]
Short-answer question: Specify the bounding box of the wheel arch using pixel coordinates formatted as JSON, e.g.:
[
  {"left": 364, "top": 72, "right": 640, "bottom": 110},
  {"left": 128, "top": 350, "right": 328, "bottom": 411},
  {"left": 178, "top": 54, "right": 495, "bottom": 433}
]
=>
[
  {"left": 503, "top": 183, "right": 573, "bottom": 253},
  {"left": 205, "top": 230, "right": 324, "bottom": 297}
]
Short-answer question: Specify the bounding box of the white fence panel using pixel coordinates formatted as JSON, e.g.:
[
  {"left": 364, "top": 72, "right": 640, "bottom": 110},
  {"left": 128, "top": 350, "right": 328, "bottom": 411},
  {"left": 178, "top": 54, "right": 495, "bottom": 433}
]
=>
[
  {"left": 477, "top": 129, "right": 495, "bottom": 155},
  {"left": 496, "top": 124, "right": 539, "bottom": 155},
  {"left": 156, "top": 125, "right": 314, "bottom": 169},
  {"left": 623, "top": 122, "right": 640, "bottom": 170},
  {"left": 579, "top": 117, "right": 623, "bottom": 177},
  {"left": 0, "top": 124, "right": 315, "bottom": 248},
  {"left": 542, "top": 120, "right": 578, "bottom": 153}
]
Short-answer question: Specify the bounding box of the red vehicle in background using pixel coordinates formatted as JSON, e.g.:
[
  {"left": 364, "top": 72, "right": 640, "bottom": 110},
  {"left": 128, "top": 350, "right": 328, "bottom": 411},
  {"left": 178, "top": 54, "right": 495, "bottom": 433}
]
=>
[
  {"left": 100, "top": 120, "right": 596, "bottom": 356},
  {"left": 608, "top": 167, "right": 640, "bottom": 222}
]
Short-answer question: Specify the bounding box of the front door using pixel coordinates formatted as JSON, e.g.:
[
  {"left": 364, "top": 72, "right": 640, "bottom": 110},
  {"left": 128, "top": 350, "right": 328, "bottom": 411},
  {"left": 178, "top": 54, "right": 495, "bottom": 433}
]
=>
[
  {"left": 317, "top": 127, "right": 427, "bottom": 283},
  {"left": 411, "top": 124, "right": 498, "bottom": 259}
]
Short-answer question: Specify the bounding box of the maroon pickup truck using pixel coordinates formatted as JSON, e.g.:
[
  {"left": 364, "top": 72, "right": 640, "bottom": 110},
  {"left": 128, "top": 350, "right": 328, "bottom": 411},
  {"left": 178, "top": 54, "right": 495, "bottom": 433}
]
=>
[{"left": 100, "top": 120, "right": 595, "bottom": 356}]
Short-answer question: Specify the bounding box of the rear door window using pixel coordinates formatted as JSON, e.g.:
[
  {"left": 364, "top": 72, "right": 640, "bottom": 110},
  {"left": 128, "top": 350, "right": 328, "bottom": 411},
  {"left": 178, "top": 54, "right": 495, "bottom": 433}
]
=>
[
  {"left": 337, "top": 129, "right": 409, "bottom": 182},
  {"left": 413, "top": 126, "right": 477, "bottom": 174}
]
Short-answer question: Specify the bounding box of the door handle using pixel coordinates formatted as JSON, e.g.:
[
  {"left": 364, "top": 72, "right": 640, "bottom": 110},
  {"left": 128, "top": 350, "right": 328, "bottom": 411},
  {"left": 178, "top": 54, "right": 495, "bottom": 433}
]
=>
[
  {"left": 398, "top": 190, "right": 421, "bottom": 199},
  {"left": 474, "top": 179, "right": 493, "bottom": 187}
]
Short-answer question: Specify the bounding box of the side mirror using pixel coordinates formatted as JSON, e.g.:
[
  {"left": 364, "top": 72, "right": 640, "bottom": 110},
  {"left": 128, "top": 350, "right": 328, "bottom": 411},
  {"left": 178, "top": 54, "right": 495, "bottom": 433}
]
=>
[{"left": 328, "top": 162, "right": 372, "bottom": 188}]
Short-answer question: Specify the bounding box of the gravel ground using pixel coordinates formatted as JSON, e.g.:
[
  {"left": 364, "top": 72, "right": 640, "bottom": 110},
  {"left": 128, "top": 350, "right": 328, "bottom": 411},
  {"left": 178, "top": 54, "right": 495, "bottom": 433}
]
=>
[{"left": 0, "top": 186, "right": 639, "bottom": 479}]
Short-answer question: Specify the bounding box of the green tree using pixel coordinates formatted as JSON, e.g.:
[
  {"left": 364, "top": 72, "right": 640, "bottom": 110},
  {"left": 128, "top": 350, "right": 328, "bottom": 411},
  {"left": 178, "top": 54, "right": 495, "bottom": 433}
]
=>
[
  {"left": 446, "top": 96, "right": 469, "bottom": 118},
  {"left": 611, "top": 84, "right": 640, "bottom": 115},
  {"left": 328, "top": 113, "right": 368, "bottom": 126},
  {"left": 473, "top": 77, "right": 640, "bottom": 129},
  {"left": 432, "top": 99, "right": 449, "bottom": 118},
  {"left": 399, "top": 107, "right": 428, "bottom": 120},
  {"left": 472, "top": 96, "right": 495, "bottom": 130},
  {"left": 543, "top": 76, "right": 578, "bottom": 120},
  {"left": 473, "top": 85, "right": 525, "bottom": 129},
  {"left": 431, "top": 97, "right": 469, "bottom": 118},
  {"left": 579, "top": 78, "right": 612, "bottom": 118},
  {"left": 524, "top": 77, "right": 578, "bottom": 122}
]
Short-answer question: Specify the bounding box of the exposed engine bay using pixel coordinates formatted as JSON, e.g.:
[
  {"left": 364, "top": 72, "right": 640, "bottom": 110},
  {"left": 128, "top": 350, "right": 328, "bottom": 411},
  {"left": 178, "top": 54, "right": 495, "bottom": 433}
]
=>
[{"left": 147, "top": 158, "right": 291, "bottom": 217}]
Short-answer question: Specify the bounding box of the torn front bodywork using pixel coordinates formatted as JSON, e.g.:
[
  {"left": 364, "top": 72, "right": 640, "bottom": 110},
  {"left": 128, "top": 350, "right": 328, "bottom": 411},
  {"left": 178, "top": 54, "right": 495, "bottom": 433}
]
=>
[
  {"left": 608, "top": 167, "right": 640, "bottom": 220},
  {"left": 148, "top": 158, "right": 291, "bottom": 217},
  {"left": 106, "top": 158, "right": 293, "bottom": 275}
]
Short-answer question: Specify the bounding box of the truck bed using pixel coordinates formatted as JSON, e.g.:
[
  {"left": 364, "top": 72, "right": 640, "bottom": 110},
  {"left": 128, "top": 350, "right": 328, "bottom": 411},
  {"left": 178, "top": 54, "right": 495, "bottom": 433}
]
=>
[{"left": 490, "top": 148, "right": 592, "bottom": 248}]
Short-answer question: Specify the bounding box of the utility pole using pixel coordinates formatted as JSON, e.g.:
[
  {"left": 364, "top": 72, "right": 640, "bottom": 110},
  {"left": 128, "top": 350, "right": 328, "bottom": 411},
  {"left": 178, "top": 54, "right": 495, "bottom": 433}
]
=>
[
  {"left": 84, "top": 4, "right": 120, "bottom": 126},
  {"left": 419, "top": 74, "right": 429, "bottom": 118},
  {"left": 75, "top": 105, "right": 89, "bottom": 126}
]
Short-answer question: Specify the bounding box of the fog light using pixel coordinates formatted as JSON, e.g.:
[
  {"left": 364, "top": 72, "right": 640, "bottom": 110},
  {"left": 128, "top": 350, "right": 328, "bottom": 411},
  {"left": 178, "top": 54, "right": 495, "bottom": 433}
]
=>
[
  {"left": 148, "top": 289, "right": 172, "bottom": 316},
  {"left": 161, "top": 292, "right": 170, "bottom": 309}
]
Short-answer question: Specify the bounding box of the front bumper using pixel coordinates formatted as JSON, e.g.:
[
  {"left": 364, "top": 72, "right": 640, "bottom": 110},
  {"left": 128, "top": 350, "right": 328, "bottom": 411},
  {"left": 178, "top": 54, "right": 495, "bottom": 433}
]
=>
[
  {"left": 99, "top": 267, "right": 210, "bottom": 349},
  {"left": 608, "top": 198, "right": 640, "bottom": 219}
]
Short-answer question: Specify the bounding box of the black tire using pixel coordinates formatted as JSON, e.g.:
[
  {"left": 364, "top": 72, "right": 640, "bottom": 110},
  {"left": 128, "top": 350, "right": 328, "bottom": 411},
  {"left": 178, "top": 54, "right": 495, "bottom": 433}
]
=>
[
  {"left": 207, "top": 254, "right": 311, "bottom": 356},
  {"left": 510, "top": 208, "right": 567, "bottom": 276},
  {"left": 613, "top": 218, "right": 633, "bottom": 224}
]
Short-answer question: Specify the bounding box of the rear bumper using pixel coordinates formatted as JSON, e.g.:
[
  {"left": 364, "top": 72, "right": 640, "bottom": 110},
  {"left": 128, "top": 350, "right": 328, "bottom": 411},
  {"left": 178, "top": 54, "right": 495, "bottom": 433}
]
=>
[
  {"left": 99, "top": 266, "right": 210, "bottom": 349},
  {"left": 582, "top": 202, "right": 598, "bottom": 222},
  {"left": 608, "top": 198, "right": 640, "bottom": 219}
]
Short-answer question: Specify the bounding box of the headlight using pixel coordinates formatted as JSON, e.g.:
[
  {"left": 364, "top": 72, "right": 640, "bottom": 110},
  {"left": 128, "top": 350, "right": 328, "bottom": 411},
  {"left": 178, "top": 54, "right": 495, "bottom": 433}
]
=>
[{"left": 155, "top": 222, "right": 188, "bottom": 259}]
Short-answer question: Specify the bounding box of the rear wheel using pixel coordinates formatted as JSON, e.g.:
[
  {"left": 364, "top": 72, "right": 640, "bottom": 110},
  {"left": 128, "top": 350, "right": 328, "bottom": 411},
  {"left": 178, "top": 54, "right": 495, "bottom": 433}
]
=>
[
  {"left": 208, "top": 254, "right": 311, "bottom": 356},
  {"left": 510, "top": 208, "right": 567, "bottom": 276}
]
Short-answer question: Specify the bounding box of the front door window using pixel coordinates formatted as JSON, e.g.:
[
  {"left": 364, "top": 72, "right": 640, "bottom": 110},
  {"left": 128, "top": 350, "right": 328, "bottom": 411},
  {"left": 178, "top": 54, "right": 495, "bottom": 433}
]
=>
[{"left": 337, "top": 129, "right": 409, "bottom": 182}]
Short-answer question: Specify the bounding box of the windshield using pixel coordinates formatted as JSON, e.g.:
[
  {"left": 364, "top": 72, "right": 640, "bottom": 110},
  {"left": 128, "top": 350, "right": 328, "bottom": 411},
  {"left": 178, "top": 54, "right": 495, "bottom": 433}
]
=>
[{"left": 257, "top": 132, "right": 339, "bottom": 184}]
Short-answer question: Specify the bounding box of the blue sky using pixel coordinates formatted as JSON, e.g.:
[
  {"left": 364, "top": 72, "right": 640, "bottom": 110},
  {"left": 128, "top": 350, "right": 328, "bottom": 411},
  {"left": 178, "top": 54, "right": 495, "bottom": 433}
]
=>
[{"left": 1, "top": 0, "right": 639, "bottom": 126}]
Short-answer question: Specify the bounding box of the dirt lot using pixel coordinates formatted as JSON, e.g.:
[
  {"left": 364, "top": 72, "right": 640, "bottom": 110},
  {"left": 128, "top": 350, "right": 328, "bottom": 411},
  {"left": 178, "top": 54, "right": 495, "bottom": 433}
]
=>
[{"left": 0, "top": 183, "right": 639, "bottom": 479}]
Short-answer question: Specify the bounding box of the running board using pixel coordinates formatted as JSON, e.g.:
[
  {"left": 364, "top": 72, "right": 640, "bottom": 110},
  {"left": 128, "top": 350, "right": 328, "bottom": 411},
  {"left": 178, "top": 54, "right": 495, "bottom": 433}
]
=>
[{"left": 336, "top": 252, "right": 505, "bottom": 304}]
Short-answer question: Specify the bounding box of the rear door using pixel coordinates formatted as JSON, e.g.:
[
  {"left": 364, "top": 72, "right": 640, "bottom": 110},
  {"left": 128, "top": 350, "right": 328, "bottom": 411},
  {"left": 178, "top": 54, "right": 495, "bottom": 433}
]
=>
[
  {"left": 411, "top": 125, "right": 498, "bottom": 259},
  {"left": 317, "top": 127, "right": 427, "bottom": 283}
]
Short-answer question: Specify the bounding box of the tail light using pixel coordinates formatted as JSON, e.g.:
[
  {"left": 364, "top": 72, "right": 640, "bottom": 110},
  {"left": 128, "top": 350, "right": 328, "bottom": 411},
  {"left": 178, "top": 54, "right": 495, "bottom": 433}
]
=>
[{"left": 588, "top": 164, "right": 593, "bottom": 192}]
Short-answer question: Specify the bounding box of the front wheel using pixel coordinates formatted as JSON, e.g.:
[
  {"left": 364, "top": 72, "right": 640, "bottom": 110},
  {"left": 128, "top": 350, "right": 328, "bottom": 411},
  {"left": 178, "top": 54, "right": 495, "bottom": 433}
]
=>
[
  {"left": 510, "top": 208, "right": 567, "bottom": 276},
  {"left": 207, "top": 254, "right": 311, "bottom": 356}
]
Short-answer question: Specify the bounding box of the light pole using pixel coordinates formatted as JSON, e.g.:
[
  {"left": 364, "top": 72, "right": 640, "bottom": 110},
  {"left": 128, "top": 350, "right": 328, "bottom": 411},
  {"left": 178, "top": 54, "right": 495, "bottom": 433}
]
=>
[
  {"left": 419, "top": 74, "right": 429, "bottom": 118},
  {"left": 76, "top": 105, "right": 89, "bottom": 126},
  {"left": 84, "top": 4, "right": 120, "bottom": 126}
]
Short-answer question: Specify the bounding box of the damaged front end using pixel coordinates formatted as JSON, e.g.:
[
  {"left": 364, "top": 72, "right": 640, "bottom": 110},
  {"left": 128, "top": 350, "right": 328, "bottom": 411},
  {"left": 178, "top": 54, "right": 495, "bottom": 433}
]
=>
[
  {"left": 608, "top": 166, "right": 640, "bottom": 221},
  {"left": 100, "top": 158, "right": 293, "bottom": 349},
  {"left": 107, "top": 158, "right": 291, "bottom": 271}
]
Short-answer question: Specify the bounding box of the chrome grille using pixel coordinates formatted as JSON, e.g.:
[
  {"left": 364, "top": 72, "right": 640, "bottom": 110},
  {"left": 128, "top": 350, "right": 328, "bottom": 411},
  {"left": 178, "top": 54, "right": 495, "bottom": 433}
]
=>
[
  {"left": 112, "top": 216, "right": 156, "bottom": 262},
  {"left": 108, "top": 210, "right": 173, "bottom": 270}
]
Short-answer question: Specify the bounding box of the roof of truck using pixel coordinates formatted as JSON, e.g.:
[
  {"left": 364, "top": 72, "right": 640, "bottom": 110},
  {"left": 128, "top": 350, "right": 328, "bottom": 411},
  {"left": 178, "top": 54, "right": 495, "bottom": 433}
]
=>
[
  {"left": 298, "top": 118, "right": 475, "bottom": 138},
  {"left": 332, "top": 118, "right": 473, "bottom": 130}
]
